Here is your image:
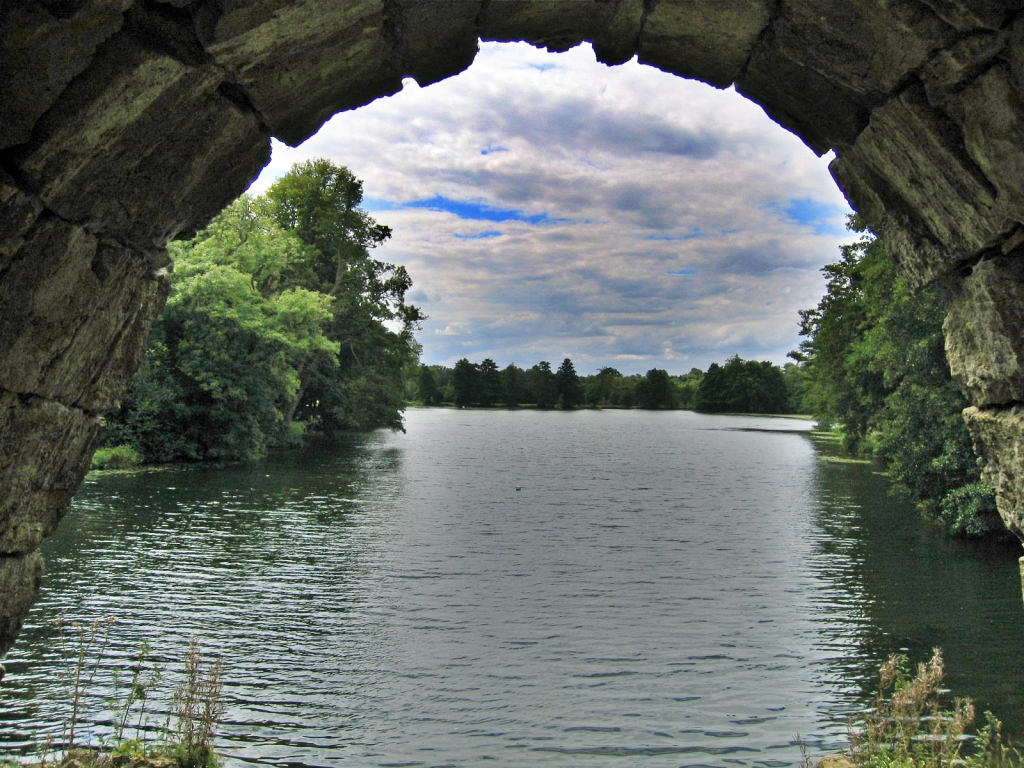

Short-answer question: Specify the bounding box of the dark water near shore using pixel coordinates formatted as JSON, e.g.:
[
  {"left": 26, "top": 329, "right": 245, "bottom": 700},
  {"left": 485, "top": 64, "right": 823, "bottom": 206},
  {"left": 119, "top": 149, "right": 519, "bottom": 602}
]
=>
[{"left": 2, "top": 409, "right": 1023, "bottom": 767}]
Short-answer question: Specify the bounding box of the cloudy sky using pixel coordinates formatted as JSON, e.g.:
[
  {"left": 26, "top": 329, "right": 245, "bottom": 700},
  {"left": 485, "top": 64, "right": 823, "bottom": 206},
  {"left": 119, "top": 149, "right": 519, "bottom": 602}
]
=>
[{"left": 248, "top": 41, "right": 853, "bottom": 375}]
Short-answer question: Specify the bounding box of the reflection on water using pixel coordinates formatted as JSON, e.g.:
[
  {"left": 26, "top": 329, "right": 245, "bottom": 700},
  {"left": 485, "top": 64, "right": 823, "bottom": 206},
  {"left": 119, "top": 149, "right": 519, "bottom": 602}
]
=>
[{"left": 1, "top": 409, "right": 1021, "bottom": 767}]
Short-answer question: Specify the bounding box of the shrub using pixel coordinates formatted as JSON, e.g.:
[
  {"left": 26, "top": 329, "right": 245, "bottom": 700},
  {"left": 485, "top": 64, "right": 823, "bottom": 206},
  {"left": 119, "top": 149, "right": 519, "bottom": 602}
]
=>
[
  {"left": 91, "top": 445, "right": 142, "bottom": 470},
  {"left": 849, "top": 648, "right": 1019, "bottom": 768}
]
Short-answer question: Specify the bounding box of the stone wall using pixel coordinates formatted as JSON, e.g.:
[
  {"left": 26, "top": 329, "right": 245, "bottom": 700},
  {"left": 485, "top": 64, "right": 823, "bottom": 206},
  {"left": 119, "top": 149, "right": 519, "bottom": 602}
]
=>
[{"left": 2, "top": 0, "right": 1024, "bottom": 658}]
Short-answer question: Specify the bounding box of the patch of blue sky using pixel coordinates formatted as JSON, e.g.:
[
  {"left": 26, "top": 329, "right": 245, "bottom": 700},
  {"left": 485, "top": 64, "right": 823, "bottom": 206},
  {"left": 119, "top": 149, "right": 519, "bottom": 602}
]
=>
[
  {"left": 360, "top": 196, "right": 397, "bottom": 212},
  {"left": 780, "top": 197, "right": 850, "bottom": 236},
  {"left": 666, "top": 269, "right": 697, "bottom": 276},
  {"left": 455, "top": 231, "right": 504, "bottom": 240},
  {"left": 528, "top": 62, "right": 559, "bottom": 71},
  {"left": 646, "top": 228, "right": 705, "bottom": 242},
  {"left": 405, "top": 195, "right": 552, "bottom": 224},
  {"left": 480, "top": 144, "right": 508, "bottom": 155}
]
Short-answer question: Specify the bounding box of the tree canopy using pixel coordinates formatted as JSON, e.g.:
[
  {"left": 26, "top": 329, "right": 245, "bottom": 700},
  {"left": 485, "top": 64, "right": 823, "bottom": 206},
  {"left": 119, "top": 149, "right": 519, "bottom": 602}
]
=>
[
  {"left": 104, "top": 160, "right": 422, "bottom": 462},
  {"left": 792, "top": 216, "right": 1000, "bottom": 538}
]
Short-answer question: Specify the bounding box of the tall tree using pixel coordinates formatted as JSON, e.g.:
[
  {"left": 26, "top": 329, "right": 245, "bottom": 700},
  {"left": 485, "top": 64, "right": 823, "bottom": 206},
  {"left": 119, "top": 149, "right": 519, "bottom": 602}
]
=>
[
  {"left": 556, "top": 358, "right": 583, "bottom": 408},
  {"left": 528, "top": 361, "right": 558, "bottom": 408},
  {"left": 451, "top": 358, "right": 478, "bottom": 407},
  {"left": 636, "top": 368, "right": 675, "bottom": 409},
  {"left": 265, "top": 160, "right": 423, "bottom": 433},
  {"left": 794, "top": 215, "right": 1000, "bottom": 538},
  {"left": 105, "top": 161, "right": 422, "bottom": 461},
  {"left": 478, "top": 358, "right": 502, "bottom": 407},
  {"left": 501, "top": 364, "right": 527, "bottom": 406}
]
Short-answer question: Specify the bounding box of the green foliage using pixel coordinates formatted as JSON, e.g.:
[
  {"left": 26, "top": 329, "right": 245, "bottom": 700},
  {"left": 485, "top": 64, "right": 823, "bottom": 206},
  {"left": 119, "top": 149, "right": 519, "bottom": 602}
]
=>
[
  {"left": 105, "top": 161, "right": 421, "bottom": 462},
  {"left": 794, "top": 216, "right": 1000, "bottom": 538},
  {"left": 556, "top": 358, "right": 583, "bottom": 408},
  {"left": 694, "top": 356, "right": 789, "bottom": 414},
  {"left": 527, "top": 361, "right": 558, "bottom": 408},
  {"left": 849, "top": 649, "right": 1019, "bottom": 768},
  {"left": 91, "top": 445, "right": 142, "bottom": 470},
  {"left": 451, "top": 358, "right": 478, "bottom": 406},
  {"left": 501, "top": 363, "right": 527, "bottom": 406},
  {"left": 636, "top": 368, "right": 676, "bottom": 409}
]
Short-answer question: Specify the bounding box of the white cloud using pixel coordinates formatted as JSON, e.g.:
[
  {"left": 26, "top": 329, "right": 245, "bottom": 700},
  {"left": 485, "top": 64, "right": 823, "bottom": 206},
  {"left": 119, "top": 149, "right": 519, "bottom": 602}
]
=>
[{"left": 249, "top": 41, "right": 852, "bottom": 374}]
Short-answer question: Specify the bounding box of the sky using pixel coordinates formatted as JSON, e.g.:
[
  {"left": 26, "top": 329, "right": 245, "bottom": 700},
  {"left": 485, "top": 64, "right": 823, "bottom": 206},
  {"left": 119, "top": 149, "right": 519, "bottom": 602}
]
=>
[{"left": 248, "top": 41, "right": 854, "bottom": 376}]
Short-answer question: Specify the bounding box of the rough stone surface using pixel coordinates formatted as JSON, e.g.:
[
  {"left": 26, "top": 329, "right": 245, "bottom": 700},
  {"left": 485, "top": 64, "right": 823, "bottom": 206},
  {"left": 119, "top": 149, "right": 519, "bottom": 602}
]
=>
[
  {"left": 0, "top": 393, "right": 103, "bottom": 554},
  {"left": 0, "top": 0, "right": 130, "bottom": 149},
  {"left": 965, "top": 406, "right": 1024, "bottom": 540},
  {"left": 0, "top": 553, "right": 44, "bottom": 657},
  {"left": 0, "top": 217, "right": 170, "bottom": 412},
  {"left": 4, "top": 0, "right": 1024, "bottom": 658},
  {"left": 830, "top": 83, "right": 1009, "bottom": 289},
  {"left": 637, "top": 0, "right": 770, "bottom": 88},
  {"left": 945, "top": 256, "right": 1024, "bottom": 406},
  {"left": 12, "top": 33, "right": 271, "bottom": 248}
]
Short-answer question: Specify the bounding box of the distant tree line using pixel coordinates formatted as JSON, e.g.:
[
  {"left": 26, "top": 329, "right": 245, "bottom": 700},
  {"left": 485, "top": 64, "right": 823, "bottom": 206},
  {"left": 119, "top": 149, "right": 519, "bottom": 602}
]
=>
[
  {"left": 790, "top": 215, "right": 1001, "bottom": 539},
  {"left": 411, "top": 355, "right": 806, "bottom": 413}
]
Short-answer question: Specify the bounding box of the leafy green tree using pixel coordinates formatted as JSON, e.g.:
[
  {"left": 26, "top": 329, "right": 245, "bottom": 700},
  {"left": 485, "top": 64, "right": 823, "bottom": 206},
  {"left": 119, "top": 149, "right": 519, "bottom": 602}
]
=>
[
  {"left": 478, "top": 358, "right": 502, "bottom": 407},
  {"left": 694, "top": 356, "right": 788, "bottom": 414},
  {"left": 528, "top": 361, "right": 558, "bottom": 408},
  {"left": 105, "top": 161, "right": 422, "bottom": 461},
  {"left": 501, "top": 364, "right": 527, "bottom": 406},
  {"left": 674, "top": 368, "right": 704, "bottom": 409},
  {"left": 556, "top": 358, "right": 583, "bottom": 408},
  {"left": 585, "top": 366, "right": 622, "bottom": 406},
  {"left": 451, "top": 358, "right": 478, "bottom": 406},
  {"left": 636, "top": 368, "right": 675, "bottom": 409},
  {"left": 264, "top": 161, "right": 422, "bottom": 433},
  {"left": 417, "top": 364, "right": 440, "bottom": 405},
  {"left": 794, "top": 216, "right": 1000, "bottom": 538}
]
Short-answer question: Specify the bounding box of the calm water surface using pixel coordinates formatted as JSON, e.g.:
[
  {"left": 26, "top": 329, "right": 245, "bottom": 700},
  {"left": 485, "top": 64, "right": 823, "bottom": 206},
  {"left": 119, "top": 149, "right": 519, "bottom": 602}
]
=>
[{"left": 2, "top": 409, "right": 1023, "bottom": 767}]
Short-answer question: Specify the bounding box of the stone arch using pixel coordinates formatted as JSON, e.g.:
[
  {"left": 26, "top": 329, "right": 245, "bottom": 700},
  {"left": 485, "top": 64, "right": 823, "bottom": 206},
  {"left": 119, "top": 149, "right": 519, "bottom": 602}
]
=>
[{"left": 3, "top": 0, "right": 1024, "bottom": 658}]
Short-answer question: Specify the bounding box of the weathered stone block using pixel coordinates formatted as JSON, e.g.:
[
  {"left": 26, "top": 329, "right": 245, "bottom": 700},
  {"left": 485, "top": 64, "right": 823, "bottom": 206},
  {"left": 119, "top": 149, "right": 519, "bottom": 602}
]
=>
[
  {"left": 945, "top": 256, "right": 1024, "bottom": 406},
  {"left": 830, "top": 83, "right": 1007, "bottom": 288},
  {"left": 13, "top": 33, "right": 270, "bottom": 248},
  {"left": 0, "top": 0, "right": 129, "bottom": 149},
  {"left": 0, "top": 169, "right": 43, "bottom": 264},
  {"left": 0, "top": 552, "right": 44, "bottom": 659},
  {"left": 481, "top": 0, "right": 603, "bottom": 50},
  {"left": 199, "top": 0, "right": 401, "bottom": 146},
  {"left": 765, "top": 0, "right": 949, "bottom": 102},
  {"left": 0, "top": 393, "right": 101, "bottom": 554},
  {"left": 639, "top": 0, "right": 770, "bottom": 89},
  {"left": 964, "top": 406, "right": 1024, "bottom": 541},
  {"left": 958, "top": 64, "right": 1024, "bottom": 226},
  {"left": 390, "top": 0, "right": 480, "bottom": 88},
  {"left": 0, "top": 217, "right": 169, "bottom": 412}
]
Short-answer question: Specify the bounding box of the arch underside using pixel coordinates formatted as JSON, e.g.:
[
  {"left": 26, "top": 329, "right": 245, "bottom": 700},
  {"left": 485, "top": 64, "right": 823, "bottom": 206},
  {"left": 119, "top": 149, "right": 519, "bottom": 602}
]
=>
[{"left": 3, "top": 0, "right": 1024, "bottom": 657}]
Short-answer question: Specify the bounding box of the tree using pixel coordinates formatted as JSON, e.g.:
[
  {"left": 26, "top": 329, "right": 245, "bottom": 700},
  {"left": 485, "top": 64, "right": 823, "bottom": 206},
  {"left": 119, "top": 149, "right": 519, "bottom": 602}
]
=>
[
  {"left": 694, "top": 356, "right": 788, "bottom": 414},
  {"left": 556, "top": 358, "right": 583, "bottom": 408},
  {"left": 417, "top": 364, "right": 440, "bottom": 405},
  {"left": 501, "top": 364, "right": 527, "bottom": 406},
  {"left": 636, "top": 368, "right": 675, "bottom": 409},
  {"left": 794, "top": 215, "right": 1000, "bottom": 538},
  {"left": 104, "top": 160, "right": 423, "bottom": 461},
  {"left": 586, "top": 366, "right": 622, "bottom": 406},
  {"left": 451, "top": 358, "right": 478, "bottom": 406},
  {"left": 265, "top": 160, "right": 423, "bottom": 433},
  {"left": 478, "top": 358, "right": 502, "bottom": 407},
  {"left": 527, "top": 361, "right": 558, "bottom": 408}
]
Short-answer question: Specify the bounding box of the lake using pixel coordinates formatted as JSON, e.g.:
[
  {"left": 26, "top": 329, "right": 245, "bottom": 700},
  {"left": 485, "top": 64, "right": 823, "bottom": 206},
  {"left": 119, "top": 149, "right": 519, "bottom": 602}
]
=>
[{"left": 2, "top": 408, "right": 1023, "bottom": 767}]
